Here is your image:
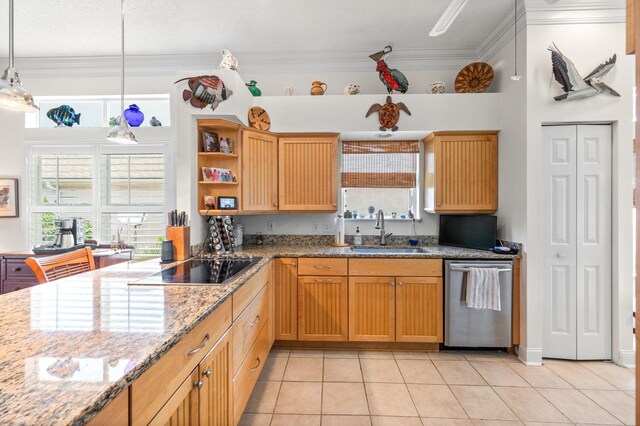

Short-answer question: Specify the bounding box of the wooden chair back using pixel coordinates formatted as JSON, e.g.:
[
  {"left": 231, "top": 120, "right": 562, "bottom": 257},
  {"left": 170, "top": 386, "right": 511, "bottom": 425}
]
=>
[{"left": 25, "top": 247, "right": 96, "bottom": 284}]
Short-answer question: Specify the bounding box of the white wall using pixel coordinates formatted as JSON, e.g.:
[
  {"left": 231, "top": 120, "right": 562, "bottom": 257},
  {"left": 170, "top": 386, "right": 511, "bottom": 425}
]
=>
[{"left": 524, "top": 23, "right": 634, "bottom": 366}]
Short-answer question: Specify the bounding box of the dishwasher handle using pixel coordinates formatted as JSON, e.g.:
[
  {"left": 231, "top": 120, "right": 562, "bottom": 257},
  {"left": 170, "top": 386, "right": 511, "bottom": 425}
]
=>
[{"left": 449, "top": 267, "right": 512, "bottom": 273}]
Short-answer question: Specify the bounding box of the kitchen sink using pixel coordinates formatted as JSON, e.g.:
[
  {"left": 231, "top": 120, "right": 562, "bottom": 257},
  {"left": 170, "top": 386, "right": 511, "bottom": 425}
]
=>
[{"left": 350, "top": 247, "right": 430, "bottom": 254}]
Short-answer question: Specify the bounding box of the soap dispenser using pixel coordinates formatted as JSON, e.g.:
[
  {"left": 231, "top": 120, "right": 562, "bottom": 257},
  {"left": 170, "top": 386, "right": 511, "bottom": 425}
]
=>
[{"left": 354, "top": 227, "right": 363, "bottom": 246}]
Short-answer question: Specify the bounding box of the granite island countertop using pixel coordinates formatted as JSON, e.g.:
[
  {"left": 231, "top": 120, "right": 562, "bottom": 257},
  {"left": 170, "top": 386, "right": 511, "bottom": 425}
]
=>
[{"left": 0, "top": 243, "right": 516, "bottom": 425}]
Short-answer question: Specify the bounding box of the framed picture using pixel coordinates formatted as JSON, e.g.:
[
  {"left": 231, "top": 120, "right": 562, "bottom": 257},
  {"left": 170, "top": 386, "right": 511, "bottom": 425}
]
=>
[
  {"left": 202, "top": 167, "right": 234, "bottom": 182},
  {"left": 0, "top": 178, "right": 18, "bottom": 218},
  {"left": 217, "top": 196, "right": 237, "bottom": 210},
  {"left": 202, "top": 131, "right": 220, "bottom": 152},
  {"left": 203, "top": 195, "right": 216, "bottom": 209}
]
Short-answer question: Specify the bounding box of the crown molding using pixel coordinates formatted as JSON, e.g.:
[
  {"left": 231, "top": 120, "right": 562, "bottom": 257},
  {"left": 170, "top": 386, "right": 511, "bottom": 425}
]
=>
[{"left": 524, "top": 0, "right": 625, "bottom": 24}]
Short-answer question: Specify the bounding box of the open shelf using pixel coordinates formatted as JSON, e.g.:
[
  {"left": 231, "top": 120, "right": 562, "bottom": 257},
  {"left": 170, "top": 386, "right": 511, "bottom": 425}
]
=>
[
  {"left": 198, "top": 181, "right": 238, "bottom": 185},
  {"left": 198, "top": 152, "right": 239, "bottom": 158},
  {"left": 198, "top": 209, "right": 238, "bottom": 216}
]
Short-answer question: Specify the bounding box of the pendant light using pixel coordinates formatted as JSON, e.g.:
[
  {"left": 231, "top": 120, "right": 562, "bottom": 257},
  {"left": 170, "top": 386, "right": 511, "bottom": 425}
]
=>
[
  {"left": 0, "top": 0, "right": 38, "bottom": 112},
  {"left": 510, "top": 0, "right": 522, "bottom": 81},
  {"left": 107, "top": 0, "right": 137, "bottom": 144}
]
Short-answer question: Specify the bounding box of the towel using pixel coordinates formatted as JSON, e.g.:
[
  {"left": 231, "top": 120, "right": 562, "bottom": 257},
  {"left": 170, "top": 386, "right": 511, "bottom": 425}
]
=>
[{"left": 466, "top": 267, "right": 501, "bottom": 311}]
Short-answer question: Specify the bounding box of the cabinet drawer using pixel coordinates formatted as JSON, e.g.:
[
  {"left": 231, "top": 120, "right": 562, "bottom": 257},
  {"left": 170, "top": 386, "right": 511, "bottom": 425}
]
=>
[
  {"left": 130, "top": 299, "right": 232, "bottom": 426},
  {"left": 4, "top": 258, "right": 36, "bottom": 281},
  {"left": 2, "top": 280, "right": 39, "bottom": 294},
  {"left": 233, "top": 319, "right": 271, "bottom": 424},
  {"left": 298, "top": 258, "right": 347, "bottom": 276},
  {"left": 232, "top": 283, "right": 270, "bottom": 374},
  {"left": 233, "top": 265, "right": 269, "bottom": 320},
  {"left": 349, "top": 258, "right": 442, "bottom": 277}
]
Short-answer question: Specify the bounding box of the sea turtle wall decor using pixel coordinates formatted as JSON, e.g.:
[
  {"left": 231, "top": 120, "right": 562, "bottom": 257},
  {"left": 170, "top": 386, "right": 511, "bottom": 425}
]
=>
[{"left": 365, "top": 96, "right": 411, "bottom": 132}]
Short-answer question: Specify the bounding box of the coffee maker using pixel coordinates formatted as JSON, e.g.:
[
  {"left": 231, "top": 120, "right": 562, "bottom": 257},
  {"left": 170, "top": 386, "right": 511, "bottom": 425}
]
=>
[{"left": 53, "top": 218, "right": 84, "bottom": 249}]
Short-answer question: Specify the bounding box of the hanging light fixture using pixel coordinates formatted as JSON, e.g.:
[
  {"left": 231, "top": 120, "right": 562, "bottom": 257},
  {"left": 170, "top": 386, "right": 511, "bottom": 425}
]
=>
[
  {"left": 510, "top": 0, "right": 522, "bottom": 81},
  {"left": 107, "top": 0, "right": 137, "bottom": 144},
  {"left": 0, "top": 0, "right": 38, "bottom": 112}
]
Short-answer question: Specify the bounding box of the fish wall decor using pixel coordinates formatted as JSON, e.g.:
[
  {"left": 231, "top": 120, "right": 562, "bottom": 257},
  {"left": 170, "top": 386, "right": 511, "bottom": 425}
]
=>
[
  {"left": 47, "top": 105, "right": 81, "bottom": 127},
  {"left": 174, "top": 75, "right": 233, "bottom": 111}
]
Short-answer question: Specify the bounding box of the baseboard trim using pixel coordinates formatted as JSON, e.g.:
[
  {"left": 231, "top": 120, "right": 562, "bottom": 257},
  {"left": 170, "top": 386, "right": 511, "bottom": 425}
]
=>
[
  {"left": 518, "top": 346, "right": 543, "bottom": 365},
  {"left": 613, "top": 350, "right": 636, "bottom": 368}
]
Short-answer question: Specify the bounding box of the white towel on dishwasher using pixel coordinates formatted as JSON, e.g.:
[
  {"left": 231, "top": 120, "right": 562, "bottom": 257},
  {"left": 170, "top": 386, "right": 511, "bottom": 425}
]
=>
[{"left": 466, "top": 267, "right": 501, "bottom": 311}]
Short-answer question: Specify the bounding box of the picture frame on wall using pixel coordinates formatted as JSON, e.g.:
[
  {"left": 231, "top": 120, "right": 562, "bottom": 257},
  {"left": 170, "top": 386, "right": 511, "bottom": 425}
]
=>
[
  {"left": 202, "top": 131, "right": 220, "bottom": 152},
  {"left": 0, "top": 178, "right": 19, "bottom": 218}
]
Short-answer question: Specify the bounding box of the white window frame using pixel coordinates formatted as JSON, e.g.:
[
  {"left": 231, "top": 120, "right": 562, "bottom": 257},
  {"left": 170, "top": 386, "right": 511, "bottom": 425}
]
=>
[{"left": 25, "top": 141, "right": 174, "bottom": 252}]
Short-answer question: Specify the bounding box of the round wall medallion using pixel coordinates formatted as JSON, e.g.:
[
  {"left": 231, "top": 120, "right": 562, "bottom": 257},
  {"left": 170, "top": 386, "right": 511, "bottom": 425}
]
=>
[{"left": 248, "top": 106, "right": 271, "bottom": 131}]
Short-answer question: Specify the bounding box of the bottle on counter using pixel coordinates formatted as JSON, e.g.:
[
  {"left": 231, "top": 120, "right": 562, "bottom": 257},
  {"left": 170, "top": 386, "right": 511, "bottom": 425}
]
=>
[
  {"left": 354, "top": 227, "right": 363, "bottom": 246},
  {"left": 409, "top": 218, "right": 419, "bottom": 246}
]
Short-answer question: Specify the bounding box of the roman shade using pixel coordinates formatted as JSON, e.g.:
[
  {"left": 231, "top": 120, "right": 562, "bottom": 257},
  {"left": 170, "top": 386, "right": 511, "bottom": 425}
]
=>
[{"left": 341, "top": 140, "right": 419, "bottom": 188}]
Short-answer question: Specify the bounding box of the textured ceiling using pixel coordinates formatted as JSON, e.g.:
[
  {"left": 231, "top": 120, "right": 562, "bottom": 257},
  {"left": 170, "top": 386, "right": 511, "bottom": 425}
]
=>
[{"left": 0, "top": 0, "right": 514, "bottom": 58}]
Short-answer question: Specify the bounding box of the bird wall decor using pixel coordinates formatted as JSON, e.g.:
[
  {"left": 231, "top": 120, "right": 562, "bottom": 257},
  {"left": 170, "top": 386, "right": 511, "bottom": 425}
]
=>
[
  {"left": 366, "top": 96, "right": 411, "bottom": 131},
  {"left": 548, "top": 42, "right": 620, "bottom": 101},
  {"left": 369, "top": 46, "right": 409, "bottom": 94}
]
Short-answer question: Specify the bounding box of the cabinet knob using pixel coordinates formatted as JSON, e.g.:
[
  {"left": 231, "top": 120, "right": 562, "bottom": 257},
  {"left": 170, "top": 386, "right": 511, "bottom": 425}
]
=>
[
  {"left": 194, "top": 379, "right": 204, "bottom": 389},
  {"left": 397, "top": 281, "right": 403, "bottom": 286},
  {"left": 13, "top": 267, "right": 21, "bottom": 272},
  {"left": 203, "top": 368, "right": 212, "bottom": 378},
  {"left": 332, "top": 203, "right": 337, "bottom": 207},
  {"left": 291, "top": 263, "right": 296, "bottom": 267},
  {"left": 273, "top": 202, "right": 279, "bottom": 207},
  {"left": 389, "top": 281, "right": 395, "bottom": 287}
]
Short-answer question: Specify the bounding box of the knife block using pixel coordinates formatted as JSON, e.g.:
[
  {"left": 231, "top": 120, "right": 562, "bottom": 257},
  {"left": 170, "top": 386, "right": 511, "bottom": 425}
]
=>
[{"left": 166, "top": 226, "right": 190, "bottom": 260}]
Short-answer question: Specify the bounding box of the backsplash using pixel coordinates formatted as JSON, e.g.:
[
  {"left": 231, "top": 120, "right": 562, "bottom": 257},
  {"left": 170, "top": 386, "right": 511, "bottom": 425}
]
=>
[{"left": 241, "top": 234, "right": 439, "bottom": 246}]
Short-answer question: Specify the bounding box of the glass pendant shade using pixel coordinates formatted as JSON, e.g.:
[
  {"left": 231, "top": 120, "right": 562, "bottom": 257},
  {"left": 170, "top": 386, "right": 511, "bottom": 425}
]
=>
[
  {"left": 106, "top": 116, "right": 137, "bottom": 144},
  {"left": 0, "top": 0, "right": 38, "bottom": 112}
]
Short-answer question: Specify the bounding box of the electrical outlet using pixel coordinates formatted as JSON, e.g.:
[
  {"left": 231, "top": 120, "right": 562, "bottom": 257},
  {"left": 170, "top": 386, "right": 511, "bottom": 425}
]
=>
[
  {"left": 267, "top": 220, "right": 275, "bottom": 233},
  {"left": 312, "top": 221, "right": 321, "bottom": 233},
  {"left": 323, "top": 220, "right": 333, "bottom": 233}
]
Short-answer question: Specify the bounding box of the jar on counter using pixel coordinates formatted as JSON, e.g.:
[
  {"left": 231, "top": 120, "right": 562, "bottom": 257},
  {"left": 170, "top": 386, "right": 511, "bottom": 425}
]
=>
[
  {"left": 233, "top": 224, "right": 244, "bottom": 247},
  {"left": 256, "top": 232, "right": 264, "bottom": 246}
]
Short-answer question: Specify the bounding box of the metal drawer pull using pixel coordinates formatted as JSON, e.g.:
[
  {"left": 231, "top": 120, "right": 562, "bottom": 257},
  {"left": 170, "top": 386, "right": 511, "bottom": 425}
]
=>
[
  {"left": 187, "top": 333, "right": 210, "bottom": 356},
  {"left": 314, "top": 279, "right": 334, "bottom": 283},
  {"left": 203, "top": 368, "right": 212, "bottom": 378},
  {"left": 251, "top": 357, "right": 261, "bottom": 372},
  {"left": 194, "top": 379, "right": 204, "bottom": 389},
  {"left": 250, "top": 315, "right": 261, "bottom": 326},
  {"left": 450, "top": 267, "right": 512, "bottom": 273},
  {"left": 314, "top": 265, "right": 333, "bottom": 269}
]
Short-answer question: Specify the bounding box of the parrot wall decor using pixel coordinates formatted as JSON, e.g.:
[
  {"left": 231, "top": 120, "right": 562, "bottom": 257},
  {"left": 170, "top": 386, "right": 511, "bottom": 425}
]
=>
[{"left": 369, "top": 46, "right": 409, "bottom": 94}]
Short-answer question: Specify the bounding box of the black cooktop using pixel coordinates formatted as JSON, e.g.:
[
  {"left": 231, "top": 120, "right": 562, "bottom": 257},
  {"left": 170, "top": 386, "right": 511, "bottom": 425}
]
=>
[{"left": 130, "top": 257, "right": 262, "bottom": 286}]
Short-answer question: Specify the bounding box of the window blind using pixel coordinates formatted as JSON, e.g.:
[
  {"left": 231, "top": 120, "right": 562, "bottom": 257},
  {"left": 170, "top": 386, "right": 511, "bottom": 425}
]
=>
[
  {"left": 342, "top": 140, "right": 419, "bottom": 188},
  {"left": 31, "top": 154, "right": 93, "bottom": 206},
  {"left": 101, "top": 153, "right": 165, "bottom": 206}
]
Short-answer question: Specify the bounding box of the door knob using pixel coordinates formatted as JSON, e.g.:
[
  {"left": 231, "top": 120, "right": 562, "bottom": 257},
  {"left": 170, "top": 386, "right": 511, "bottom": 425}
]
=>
[{"left": 556, "top": 252, "right": 565, "bottom": 259}]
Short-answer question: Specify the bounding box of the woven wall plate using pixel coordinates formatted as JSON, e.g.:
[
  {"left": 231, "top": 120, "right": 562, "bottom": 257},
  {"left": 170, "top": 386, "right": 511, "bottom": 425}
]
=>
[
  {"left": 454, "top": 62, "right": 494, "bottom": 93},
  {"left": 248, "top": 106, "right": 271, "bottom": 131}
]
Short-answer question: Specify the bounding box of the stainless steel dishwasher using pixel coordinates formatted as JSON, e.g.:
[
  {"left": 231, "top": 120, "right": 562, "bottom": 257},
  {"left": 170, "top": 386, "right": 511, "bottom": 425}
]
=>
[{"left": 444, "top": 260, "right": 513, "bottom": 348}]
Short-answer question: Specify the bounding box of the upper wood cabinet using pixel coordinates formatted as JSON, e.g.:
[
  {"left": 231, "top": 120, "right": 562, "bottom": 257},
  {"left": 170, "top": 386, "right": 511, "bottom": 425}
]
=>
[
  {"left": 424, "top": 131, "right": 498, "bottom": 214},
  {"left": 242, "top": 130, "right": 278, "bottom": 212},
  {"left": 278, "top": 135, "right": 339, "bottom": 211}
]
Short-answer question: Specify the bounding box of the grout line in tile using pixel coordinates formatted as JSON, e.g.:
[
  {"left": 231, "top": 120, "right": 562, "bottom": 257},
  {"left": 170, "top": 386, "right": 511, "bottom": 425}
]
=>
[{"left": 577, "top": 387, "right": 632, "bottom": 425}]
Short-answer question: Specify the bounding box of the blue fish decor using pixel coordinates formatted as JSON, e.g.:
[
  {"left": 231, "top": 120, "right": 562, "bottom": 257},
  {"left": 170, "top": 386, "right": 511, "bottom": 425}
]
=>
[{"left": 47, "top": 105, "right": 81, "bottom": 127}]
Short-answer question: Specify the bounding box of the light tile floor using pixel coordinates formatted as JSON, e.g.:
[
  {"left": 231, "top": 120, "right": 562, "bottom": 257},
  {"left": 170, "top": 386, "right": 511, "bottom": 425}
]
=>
[{"left": 239, "top": 349, "right": 636, "bottom": 426}]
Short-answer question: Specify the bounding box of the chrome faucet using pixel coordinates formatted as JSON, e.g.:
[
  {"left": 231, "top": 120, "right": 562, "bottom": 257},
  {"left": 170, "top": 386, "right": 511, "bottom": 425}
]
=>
[{"left": 374, "top": 210, "right": 393, "bottom": 245}]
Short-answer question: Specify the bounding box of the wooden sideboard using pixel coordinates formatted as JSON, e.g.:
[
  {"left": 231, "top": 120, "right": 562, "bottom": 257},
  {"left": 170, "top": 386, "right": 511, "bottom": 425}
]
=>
[{"left": 0, "top": 249, "right": 133, "bottom": 294}]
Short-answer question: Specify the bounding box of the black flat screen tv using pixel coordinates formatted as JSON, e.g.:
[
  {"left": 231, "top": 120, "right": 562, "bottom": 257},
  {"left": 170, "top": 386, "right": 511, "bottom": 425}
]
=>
[{"left": 438, "top": 215, "right": 497, "bottom": 251}]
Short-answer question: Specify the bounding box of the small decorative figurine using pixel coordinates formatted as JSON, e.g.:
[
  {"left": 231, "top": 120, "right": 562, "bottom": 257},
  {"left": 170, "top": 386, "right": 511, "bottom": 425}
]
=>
[
  {"left": 174, "top": 75, "right": 233, "bottom": 111},
  {"left": 246, "top": 80, "right": 262, "bottom": 96},
  {"left": 218, "top": 49, "right": 238, "bottom": 70},
  {"left": 310, "top": 81, "right": 327, "bottom": 95},
  {"left": 150, "top": 116, "right": 162, "bottom": 127},
  {"left": 548, "top": 42, "right": 619, "bottom": 101},
  {"left": 369, "top": 46, "right": 409, "bottom": 94},
  {"left": 365, "top": 96, "right": 411, "bottom": 131},
  {"left": 344, "top": 83, "right": 360, "bottom": 95},
  {"left": 123, "top": 104, "right": 144, "bottom": 127},
  {"left": 47, "top": 105, "right": 81, "bottom": 127},
  {"left": 428, "top": 81, "right": 446, "bottom": 94},
  {"left": 109, "top": 116, "right": 119, "bottom": 127},
  {"left": 284, "top": 87, "right": 295, "bottom": 96}
]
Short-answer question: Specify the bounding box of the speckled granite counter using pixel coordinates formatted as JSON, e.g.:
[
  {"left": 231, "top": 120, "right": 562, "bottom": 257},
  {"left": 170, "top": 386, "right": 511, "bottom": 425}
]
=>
[{"left": 0, "top": 243, "right": 515, "bottom": 425}]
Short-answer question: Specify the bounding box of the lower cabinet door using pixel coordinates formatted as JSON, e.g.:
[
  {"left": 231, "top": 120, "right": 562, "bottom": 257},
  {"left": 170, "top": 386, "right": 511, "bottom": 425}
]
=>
[
  {"left": 348, "top": 276, "right": 395, "bottom": 342},
  {"left": 274, "top": 258, "right": 298, "bottom": 340},
  {"left": 396, "top": 277, "right": 443, "bottom": 343},
  {"left": 298, "top": 276, "right": 348, "bottom": 341},
  {"left": 199, "top": 330, "right": 233, "bottom": 426},
  {"left": 149, "top": 368, "right": 200, "bottom": 426}
]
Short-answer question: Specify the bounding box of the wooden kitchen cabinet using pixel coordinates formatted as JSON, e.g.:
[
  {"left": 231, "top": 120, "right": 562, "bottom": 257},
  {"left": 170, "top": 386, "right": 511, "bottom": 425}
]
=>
[
  {"left": 149, "top": 368, "right": 200, "bottom": 426},
  {"left": 298, "top": 275, "right": 348, "bottom": 341},
  {"left": 348, "top": 276, "right": 395, "bottom": 342},
  {"left": 278, "top": 135, "right": 339, "bottom": 211},
  {"left": 274, "top": 258, "right": 298, "bottom": 340},
  {"left": 424, "top": 131, "right": 498, "bottom": 214},
  {"left": 242, "top": 129, "right": 278, "bottom": 212},
  {"left": 198, "top": 330, "right": 233, "bottom": 426},
  {"left": 348, "top": 259, "right": 443, "bottom": 343}
]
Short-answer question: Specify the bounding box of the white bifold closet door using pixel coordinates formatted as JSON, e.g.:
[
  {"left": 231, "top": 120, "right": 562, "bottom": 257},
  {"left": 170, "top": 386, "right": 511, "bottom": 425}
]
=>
[{"left": 542, "top": 124, "right": 611, "bottom": 360}]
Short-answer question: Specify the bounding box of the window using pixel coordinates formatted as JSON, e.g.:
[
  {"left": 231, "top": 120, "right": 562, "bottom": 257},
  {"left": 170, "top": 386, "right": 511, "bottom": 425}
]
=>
[
  {"left": 27, "top": 144, "right": 170, "bottom": 257},
  {"left": 341, "top": 140, "right": 420, "bottom": 219}
]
